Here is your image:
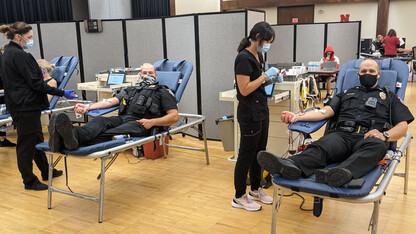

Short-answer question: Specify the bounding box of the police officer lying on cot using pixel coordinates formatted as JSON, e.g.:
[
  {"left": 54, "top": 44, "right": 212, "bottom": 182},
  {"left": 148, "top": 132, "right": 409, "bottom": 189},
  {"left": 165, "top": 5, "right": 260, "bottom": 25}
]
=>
[
  {"left": 257, "top": 58, "right": 414, "bottom": 187},
  {"left": 48, "top": 63, "right": 179, "bottom": 152}
]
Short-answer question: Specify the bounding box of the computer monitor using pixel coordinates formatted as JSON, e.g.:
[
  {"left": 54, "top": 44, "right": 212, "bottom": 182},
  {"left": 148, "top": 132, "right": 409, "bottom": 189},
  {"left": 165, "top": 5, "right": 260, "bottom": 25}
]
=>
[
  {"left": 361, "top": 38, "right": 372, "bottom": 53},
  {"left": 106, "top": 73, "right": 125, "bottom": 87}
]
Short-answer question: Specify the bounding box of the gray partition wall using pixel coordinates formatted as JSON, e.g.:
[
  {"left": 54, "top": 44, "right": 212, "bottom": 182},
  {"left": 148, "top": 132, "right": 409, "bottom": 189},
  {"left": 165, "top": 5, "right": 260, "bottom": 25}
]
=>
[
  {"left": 246, "top": 10, "right": 265, "bottom": 35},
  {"left": 327, "top": 22, "right": 360, "bottom": 66},
  {"left": 126, "top": 19, "right": 164, "bottom": 68},
  {"left": 165, "top": 15, "right": 197, "bottom": 115},
  {"left": 268, "top": 25, "right": 294, "bottom": 63},
  {"left": 40, "top": 22, "right": 80, "bottom": 90},
  {"left": 80, "top": 20, "right": 125, "bottom": 101},
  {"left": 199, "top": 12, "right": 246, "bottom": 139},
  {"left": 0, "top": 35, "right": 8, "bottom": 48},
  {"left": 296, "top": 24, "right": 325, "bottom": 64}
]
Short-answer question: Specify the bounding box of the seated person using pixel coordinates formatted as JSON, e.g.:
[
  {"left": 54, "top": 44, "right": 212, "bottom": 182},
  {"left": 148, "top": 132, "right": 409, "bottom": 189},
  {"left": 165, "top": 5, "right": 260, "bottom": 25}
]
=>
[
  {"left": 37, "top": 59, "right": 57, "bottom": 102},
  {"left": 318, "top": 46, "right": 340, "bottom": 98},
  {"left": 373, "top": 34, "right": 384, "bottom": 55},
  {"left": 48, "top": 63, "right": 179, "bottom": 151},
  {"left": 257, "top": 58, "right": 414, "bottom": 187}
]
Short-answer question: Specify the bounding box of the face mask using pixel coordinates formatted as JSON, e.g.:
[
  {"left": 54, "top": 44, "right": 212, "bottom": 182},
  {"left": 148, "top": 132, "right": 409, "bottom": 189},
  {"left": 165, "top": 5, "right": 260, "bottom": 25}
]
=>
[
  {"left": 258, "top": 43, "right": 271, "bottom": 53},
  {"left": 359, "top": 74, "right": 378, "bottom": 88},
  {"left": 20, "top": 35, "right": 34, "bottom": 49},
  {"left": 140, "top": 75, "right": 157, "bottom": 86}
]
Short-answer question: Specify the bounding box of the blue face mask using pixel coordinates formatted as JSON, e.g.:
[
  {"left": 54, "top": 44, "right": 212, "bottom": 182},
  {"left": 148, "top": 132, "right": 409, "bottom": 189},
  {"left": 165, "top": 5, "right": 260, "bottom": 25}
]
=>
[
  {"left": 20, "top": 35, "right": 34, "bottom": 49},
  {"left": 258, "top": 43, "right": 271, "bottom": 53}
]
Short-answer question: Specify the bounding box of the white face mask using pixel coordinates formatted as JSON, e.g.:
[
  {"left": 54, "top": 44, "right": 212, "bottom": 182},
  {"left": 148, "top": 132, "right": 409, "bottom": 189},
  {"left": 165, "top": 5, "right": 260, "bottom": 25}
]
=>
[
  {"left": 258, "top": 43, "right": 271, "bottom": 53},
  {"left": 20, "top": 35, "right": 34, "bottom": 49}
]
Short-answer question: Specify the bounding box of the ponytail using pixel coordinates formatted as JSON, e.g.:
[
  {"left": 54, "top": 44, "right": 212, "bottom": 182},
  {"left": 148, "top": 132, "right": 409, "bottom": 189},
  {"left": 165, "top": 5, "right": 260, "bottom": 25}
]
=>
[
  {"left": 0, "top": 22, "right": 32, "bottom": 40},
  {"left": 237, "top": 37, "right": 251, "bottom": 52},
  {"left": 236, "top": 22, "right": 275, "bottom": 53}
]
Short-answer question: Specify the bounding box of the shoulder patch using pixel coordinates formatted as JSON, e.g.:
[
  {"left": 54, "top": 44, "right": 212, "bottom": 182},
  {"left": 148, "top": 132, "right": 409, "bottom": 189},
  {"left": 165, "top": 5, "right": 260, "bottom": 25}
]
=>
[{"left": 167, "top": 88, "right": 175, "bottom": 98}]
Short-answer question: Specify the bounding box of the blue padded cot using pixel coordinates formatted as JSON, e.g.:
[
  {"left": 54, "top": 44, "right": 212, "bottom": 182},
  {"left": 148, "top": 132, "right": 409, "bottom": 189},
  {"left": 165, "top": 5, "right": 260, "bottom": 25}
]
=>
[
  {"left": 270, "top": 58, "right": 412, "bottom": 234},
  {"left": 35, "top": 59, "right": 209, "bottom": 223}
]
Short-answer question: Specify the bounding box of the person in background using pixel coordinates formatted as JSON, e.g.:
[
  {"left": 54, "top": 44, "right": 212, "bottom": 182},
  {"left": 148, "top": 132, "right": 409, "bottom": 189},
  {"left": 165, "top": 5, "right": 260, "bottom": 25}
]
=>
[
  {"left": 37, "top": 59, "right": 58, "bottom": 102},
  {"left": 232, "top": 22, "right": 281, "bottom": 212},
  {"left": 0, "top": 46, "right": 16, "bottom": 147},
  {"left": 319, "top": 46, "right": 340, "bottom": 98},
  {"left": 373, "top": 35, "right": 384, "bottom": 55},
  {"left": 381, "top": 29, "right": 400, "bottom": 57},
  {"left": 0, "top": 22, "right": 77, "bottom": 191}
]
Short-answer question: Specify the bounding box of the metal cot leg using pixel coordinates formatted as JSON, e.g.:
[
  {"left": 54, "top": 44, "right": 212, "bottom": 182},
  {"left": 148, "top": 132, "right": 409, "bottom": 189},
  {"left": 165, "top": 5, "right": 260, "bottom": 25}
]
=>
[
  {"left": 370, "top": 200, "right": 380, "bottom": 234},
  {"left": 404, "top": 144, "right": 410, "bottom": 194},
  {"left": 98, "top": 157, "right": 106, "bottom": 223},
  {"left": 271, "top": 185, "right": 278, "bottom": 234},
  {"left": 201, "top": 121, "right": 209, "bottom": 165},
  {"left": 48, "top": 153, "right": 53, "bottom": 209}
]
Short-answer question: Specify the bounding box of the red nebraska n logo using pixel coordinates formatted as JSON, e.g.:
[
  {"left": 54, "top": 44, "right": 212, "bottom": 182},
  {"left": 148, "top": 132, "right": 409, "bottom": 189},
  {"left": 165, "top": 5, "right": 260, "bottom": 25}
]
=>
[{"left": 340, "top": 14, "right": 350, "bottom": 22}]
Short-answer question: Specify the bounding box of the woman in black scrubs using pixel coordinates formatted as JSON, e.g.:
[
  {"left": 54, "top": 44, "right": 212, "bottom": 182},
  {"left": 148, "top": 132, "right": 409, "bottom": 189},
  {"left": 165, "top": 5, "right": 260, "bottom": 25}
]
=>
[
  {"left": 0, "top": 22, "right": 77, "bottom": 190},
  {"left": 231, "top": 22, "right": 279, "bottom": 211}
]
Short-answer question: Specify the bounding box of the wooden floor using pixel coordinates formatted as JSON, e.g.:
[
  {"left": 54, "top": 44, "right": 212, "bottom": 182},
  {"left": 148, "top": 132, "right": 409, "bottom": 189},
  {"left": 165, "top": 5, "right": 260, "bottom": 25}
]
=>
[{"left": 0, "top": 83, "right": 416, "bottom": 233}]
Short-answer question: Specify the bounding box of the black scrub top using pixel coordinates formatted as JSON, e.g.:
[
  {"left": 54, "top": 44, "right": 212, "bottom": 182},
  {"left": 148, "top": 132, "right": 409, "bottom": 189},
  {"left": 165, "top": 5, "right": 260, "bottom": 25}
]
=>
[
  {"left": 329, "top": 86, "right": 414, "bottom": 131},
  {"left": 234, "top": 49, "right": 268, "bottom": 125},
  {"left": 2, "top": 41, "right": 64, "bottom": 112}
]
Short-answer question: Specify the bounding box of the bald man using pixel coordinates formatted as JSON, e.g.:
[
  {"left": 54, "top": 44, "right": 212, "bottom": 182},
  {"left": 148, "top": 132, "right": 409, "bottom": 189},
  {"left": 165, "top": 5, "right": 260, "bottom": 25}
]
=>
[
  {"left": 48, "top": 63, "right": 179, "bottom": 151},
  {"left": 257, "top": 58, "right": 413, "bottom": 187}
]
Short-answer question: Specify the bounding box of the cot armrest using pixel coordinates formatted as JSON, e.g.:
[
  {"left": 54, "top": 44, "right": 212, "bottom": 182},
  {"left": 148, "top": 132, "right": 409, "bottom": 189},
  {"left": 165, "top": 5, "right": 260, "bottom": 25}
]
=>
[
  {"left": 288, "top": 107, "right": 328, "bottom": 134},
  {"left": 86, "top": 106, "right": 119, "bottom": 117}
]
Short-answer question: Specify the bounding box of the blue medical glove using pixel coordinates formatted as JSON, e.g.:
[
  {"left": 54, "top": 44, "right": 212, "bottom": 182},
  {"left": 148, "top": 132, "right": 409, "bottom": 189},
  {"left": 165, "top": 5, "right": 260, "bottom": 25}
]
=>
[
  {"left": 269, "top": 74, "right": 284, "bottom": 83},
  {"left": 64, "top": 89, "right": 78, "bottom": 99},
  {"left": 264, "top": 67, "right": 279, "bottom": 79}
]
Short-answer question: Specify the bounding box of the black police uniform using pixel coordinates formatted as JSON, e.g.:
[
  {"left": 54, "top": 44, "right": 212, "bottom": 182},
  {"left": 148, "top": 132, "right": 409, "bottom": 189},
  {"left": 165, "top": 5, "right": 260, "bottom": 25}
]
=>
[
  {"left": 74, "top": 84, "right": 177, "bottom": 145},
  {"left": 2, "top": 41, "right": 65, "bottom": 186},
  {"left": 234, "top": 49, "right": 269, "bottom": 198},
  {"left": 290, "top": 85, "right": 414, "bottom": 179}
]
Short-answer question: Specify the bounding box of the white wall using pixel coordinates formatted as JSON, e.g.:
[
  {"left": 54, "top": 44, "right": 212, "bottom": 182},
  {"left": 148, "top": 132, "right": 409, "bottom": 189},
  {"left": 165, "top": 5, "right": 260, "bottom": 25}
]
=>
[
  {"left": 388, "top": 0, "right": 416, "bottom": 50},
  {"left": 315, "top": 2, "right": 378, "bottom": 40},
  {"left": 88, "top": 0, "right": 132, "bottom": 19},
  {"left": 257, "top": 7, "right": 277, "bottom": 25},
  {"left": 175, "top": 0, "right": 220, "bottom": 15}
]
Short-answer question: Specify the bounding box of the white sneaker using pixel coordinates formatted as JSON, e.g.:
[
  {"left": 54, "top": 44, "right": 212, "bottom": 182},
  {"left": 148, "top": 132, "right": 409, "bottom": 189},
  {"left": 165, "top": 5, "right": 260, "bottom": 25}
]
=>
[
  {"left": 248, "top": 188, "right": 273, "bottom": 204},
  {"left": 231, "top": 194, "right": 262, "bottom": 211}
]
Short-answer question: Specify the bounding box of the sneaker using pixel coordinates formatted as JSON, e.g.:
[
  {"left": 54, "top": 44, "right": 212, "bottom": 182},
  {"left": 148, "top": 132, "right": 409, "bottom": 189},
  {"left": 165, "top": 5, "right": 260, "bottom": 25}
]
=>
[
  {"left": 248, "top": 188, "right": 273, "bottom": 204},
  {"left": 0, "top": 138, "right": 16, "bottom": 147},
  {"left": 24, "top": 178, "right": 48, "bottom": 191},
  {"left": 41, "top": 169, "right": 63, "bottom": 181},
  {"left": 257, "top": 151, "right": 302, "bottom": 180},
  {"left": 55, "top": 113, "right": 79, "bottom": 150},
  {"left": 231, "top": 194, "right": 262, "bottom": 211},
  {"left": 326, "top": 168, "right": 352, "bottom": 187},
  {"left": 48, "top": 114, "right": 63, "bottom": 152}
]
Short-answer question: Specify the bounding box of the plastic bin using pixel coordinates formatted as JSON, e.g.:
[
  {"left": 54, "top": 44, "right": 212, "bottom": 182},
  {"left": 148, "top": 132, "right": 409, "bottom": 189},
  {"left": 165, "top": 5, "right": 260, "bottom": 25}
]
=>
[{"left": 215, "top": 115, "right": 234, "bottom": 151}]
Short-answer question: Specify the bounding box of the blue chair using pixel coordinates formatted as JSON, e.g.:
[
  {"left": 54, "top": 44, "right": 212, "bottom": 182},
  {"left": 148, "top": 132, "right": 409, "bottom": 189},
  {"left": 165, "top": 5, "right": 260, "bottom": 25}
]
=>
[{"left": 271, "top": 58, "right": 412, "bottom": 234}]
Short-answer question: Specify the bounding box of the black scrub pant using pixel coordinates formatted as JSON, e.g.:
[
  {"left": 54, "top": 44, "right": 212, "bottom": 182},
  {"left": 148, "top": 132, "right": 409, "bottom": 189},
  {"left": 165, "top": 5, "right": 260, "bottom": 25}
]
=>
[
  {"left": 75, "top": 115, "right": 150, "bottom": 145},
  {"left": 290, "top": 131, "right": 388, "bottom": 179},
  {"left": 234, "top": 117, "right": 269, "bottom": 198},
  {"left": 10, "top": 111, "right": 48, "bottom": 185}
]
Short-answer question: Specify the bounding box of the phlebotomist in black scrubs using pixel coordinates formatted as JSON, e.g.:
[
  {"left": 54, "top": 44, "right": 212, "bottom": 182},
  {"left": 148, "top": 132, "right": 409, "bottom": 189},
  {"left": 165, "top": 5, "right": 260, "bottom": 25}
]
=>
[
  {"left": 0, "top": 22, "right": 77, "bottom": 191},
  {"left": 231, "top": 22, "right": 282, "bottom": 211}
]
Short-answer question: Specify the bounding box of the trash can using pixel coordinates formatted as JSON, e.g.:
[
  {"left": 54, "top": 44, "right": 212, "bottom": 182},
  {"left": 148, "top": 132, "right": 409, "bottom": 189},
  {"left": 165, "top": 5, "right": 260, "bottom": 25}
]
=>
[{"left": 215, "top": 115, "right": 234, "bottom": 151}]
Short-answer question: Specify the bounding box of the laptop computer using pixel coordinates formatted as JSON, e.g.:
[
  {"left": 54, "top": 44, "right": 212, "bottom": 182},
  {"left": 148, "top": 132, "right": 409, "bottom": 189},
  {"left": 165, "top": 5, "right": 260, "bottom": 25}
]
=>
[
  {"left": 104, "top": 72, "right": 125, "bottom": 88},
  {"left": 322, "top": 61, "right": 338, "bottom": 71},
  {"left": 264, "top": 83, "right": 275, "bottom": 97}
]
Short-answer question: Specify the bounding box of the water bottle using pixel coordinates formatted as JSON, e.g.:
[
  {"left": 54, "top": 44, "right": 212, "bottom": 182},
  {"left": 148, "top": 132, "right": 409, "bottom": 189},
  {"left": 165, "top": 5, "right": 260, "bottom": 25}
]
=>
[
  {"left": 265, "top": 61, "right": 269, "bottom": 70},
  {"left": 112, "top": 134, "right": 130, "bottom": 140}
]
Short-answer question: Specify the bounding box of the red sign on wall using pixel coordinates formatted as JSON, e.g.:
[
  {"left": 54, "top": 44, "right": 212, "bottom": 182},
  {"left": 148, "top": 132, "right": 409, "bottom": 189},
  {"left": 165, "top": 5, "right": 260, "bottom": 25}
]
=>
[
  {"left": 292, "top": 18, "right": 298, "bottom": 23},
  {"left": 340, "top": 14, "right": 350, "bottom": 22}
]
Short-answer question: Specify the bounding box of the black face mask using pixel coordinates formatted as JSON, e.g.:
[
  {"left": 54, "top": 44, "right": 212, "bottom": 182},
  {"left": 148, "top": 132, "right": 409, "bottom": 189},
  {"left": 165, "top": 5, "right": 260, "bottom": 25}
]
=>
[{"left": 359, "top": 74, "right": 378, "bottom": 88}]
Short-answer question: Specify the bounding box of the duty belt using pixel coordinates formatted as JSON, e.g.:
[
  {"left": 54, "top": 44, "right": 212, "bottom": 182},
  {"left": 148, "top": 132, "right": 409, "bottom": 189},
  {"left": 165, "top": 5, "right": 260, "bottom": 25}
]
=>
[{"left": 335, "top": 121, "right": 369, "bottom": 134}]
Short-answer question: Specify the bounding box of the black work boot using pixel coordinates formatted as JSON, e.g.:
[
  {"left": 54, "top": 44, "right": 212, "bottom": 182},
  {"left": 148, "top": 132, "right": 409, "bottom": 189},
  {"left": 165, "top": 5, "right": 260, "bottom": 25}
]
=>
[
  {"left": 257, "top": 151, "right": 302, "bottom": 180},
  {"left": 326, "top": 168, "right": 352, "bottom": 187},
  {"left": 24, "top": 177, "right": 48, "bottom": 191},
  {"left": 315, "top": 169, "right": 329, "bottom": 184},
  {"left": 48, "top": 114, "right": 63, "bottom": 152},
  {"left": 41, "top": 169, "right": 63, "bottom": 181},
  {"left": 55, "top": 113, "right": 79, "bottom": 150}
]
